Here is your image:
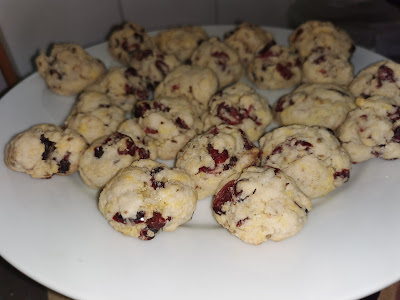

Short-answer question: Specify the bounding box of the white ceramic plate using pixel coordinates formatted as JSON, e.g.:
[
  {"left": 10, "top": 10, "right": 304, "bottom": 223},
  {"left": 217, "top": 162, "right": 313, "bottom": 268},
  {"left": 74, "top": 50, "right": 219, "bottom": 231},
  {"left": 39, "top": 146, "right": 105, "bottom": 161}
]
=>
[{"left": 1, "top": 26, "right": 399, "bottom": 300}]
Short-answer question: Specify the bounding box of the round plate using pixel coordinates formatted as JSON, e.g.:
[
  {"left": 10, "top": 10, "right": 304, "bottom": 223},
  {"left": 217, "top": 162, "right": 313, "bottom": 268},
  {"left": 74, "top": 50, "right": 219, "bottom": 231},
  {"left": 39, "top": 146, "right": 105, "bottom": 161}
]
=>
[{"left": 1, "top": 25, "right": 399, "bottom": 300}]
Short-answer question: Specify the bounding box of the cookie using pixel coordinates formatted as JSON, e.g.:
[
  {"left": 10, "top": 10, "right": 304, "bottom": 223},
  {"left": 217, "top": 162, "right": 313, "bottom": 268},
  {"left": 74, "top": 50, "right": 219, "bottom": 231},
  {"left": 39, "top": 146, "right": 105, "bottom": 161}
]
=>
[
  {"left": 36, "top": 44, "right": 106, "bottom": 96},
  {"left": 247, "top": 44, "right": 302, "bottom": 90},
  {"left": 190, "top": 37, "right": 243, "bottom": 88},
  {"left": 108, "top": 22, "right": 155, "bottom": 65},
  {"left": 154, "top": 65, "right": 219, "bottom": 112},
  {"left": 176, "top": 125, "right": 260, "bottom": 200},
  {"left": 129, "top": 48, "right": 181, "bottom": 89},
  {"left": 289, "top": 20, "right": 354, "bottom": 60},
  {"left": 259, "top": 125, "right": 351, "bottom": 199},
  {"left": 98, "top": 159, "right": 197, "bottom": 240},
  {"left": 202, "top": 82, "right": 273, "bottom": 141},
  {"left": 349, "top": 60, "right": 400, "bottom": 105},
  {"left": 224, "top": 22, "right": 275, "bottom": 66},
  {"left": 65, "top": 91, "right": 126, "bottom": 144},
  {"left": 302, "top": 52, "right": 354, "bottom": 86},
  {"left": 79, "top": 130, "right": 156, "bottom": 189},
  {"left": 133, "top": 97, "right": 203, "bottom": 160},
  {"left": 273, "top": 83, "right": 356, "bottom": 131},
  {"left": 5, "top": 124, "right": 87, "bottom": 178},
  {"left": 155, "top": 26, "right": 208, "bottom": 62},
  {"left": 86, "top": 67, "right": 149, "bottom": 112},
  {"left": 337, "top": 96, "right": 400, "bottom": 162},
  {"left": 212, "top": 166, "right": 311, "bottom": 244}
]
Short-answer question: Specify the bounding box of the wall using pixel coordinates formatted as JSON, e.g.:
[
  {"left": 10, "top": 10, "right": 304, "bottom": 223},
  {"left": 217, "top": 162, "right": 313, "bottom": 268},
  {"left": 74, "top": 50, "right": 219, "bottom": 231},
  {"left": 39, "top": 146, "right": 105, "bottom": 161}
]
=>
[{"left": 0, "top": 0, "right": 295, "bottom": 80}]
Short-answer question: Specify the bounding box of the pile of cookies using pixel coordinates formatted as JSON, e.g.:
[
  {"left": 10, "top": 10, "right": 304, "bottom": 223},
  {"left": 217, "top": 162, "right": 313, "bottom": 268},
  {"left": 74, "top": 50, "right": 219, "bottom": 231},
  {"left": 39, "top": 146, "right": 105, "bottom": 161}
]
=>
[{"left": 4, "top": 20, "right": 400, "bottom": 245}]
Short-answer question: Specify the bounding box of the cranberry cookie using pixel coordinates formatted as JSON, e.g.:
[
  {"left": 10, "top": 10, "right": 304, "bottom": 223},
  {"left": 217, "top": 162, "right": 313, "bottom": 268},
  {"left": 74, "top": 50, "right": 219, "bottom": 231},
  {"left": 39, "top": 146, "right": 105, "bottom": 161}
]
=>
[
  {"left": 154, "top": 65, "right": 219, "bottom": 113},
  {"left": 213, "top": 166, "right": 311, "bottom": 244},
  {"left": 202, "top": 82, "right": 273, "bottom": 141},
  {"left": 98, "top": 159, "right": 197, "bottom": 240},
  {"left": 176, "top": 125, "right": 260, "bottom": 200},
  {"left": 155, "top": 26, "right": 208, "bottom": 62},
  {"left": 289, "top": 20, "right": 354, "bottom": 60},
  {"left": 302, "top": 52, "right": 354, "bottom": 86},
  {"left": 5, "top": 124, "right": 87, "bottom": 178},
  {"left": 349, "top": 60, "right": 400, "bottom": 105},
  {"left": 36, "top": 44, "right": 105, "bottom": 96},
  {"left": 133, "top": 97, "right": 203, "bottom": 160},
  {"left": 337, "top": 96, "right": 400, "bottom": 162},
  {"left": 247, "top": 44, "right": 302, "bottom": 90},
  {"left": 65, "top": 91, "right": 126, "bottom": 144},
  {"left": 273, "top": 83, "right": 356, "bottom": 131},
  {"left": 108, "top": 22, "right": 155, "bottom": 65},
  {"left": 86, "top": 67, "right": 149, "bottom": 112},
  {"left": 224, "top": 22, "right": 275, "bottom": 66},
  {"left": 79, "top": 130, "right": 156, "bottom": 189},
  {"left": 190, "top": 37, "right": 243, "bottom": 88},
  {"left": 259, "top": 125, "right": 351, "bottom": 199},
  {"left": 129, "top": 48, "right": 180, "bottom": 89}
]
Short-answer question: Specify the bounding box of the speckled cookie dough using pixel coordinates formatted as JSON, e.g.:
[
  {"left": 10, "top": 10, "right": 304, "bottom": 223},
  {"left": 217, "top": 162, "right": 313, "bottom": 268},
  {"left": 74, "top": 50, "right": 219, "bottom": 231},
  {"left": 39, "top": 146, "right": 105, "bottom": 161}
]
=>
[
  {"left": 154, "top": 65, "right": 219, "bottom": 113},
  {"left": 65, "top": 91, "right": 126, "bottom": 144},
  {"left": 349, "top": 60, "right": 400, "bottom": 105},
  {"left": 302, "top": 52, "right": 354, "bottom": 86},
  {"left": 36, "top": 44, "right": 106, "bottom": 96},
  {"left": 273, "top": 83, "right": 356, "bottom": 131},
  {"left": 129, "top": 48, "right": 181, "bottom": 89},
  {"left": 212, "top": 166, "right": 311, "bottom": 244},
  {"left": 247, "top": 44, "right": 302, "bottom": 90},
  {"left": 289, "top": 20, "right": 354, "bottom": 60},
  {"left": 190, "top": 37, "right": 243, "bottom": 88},
  {"left": 108, "top": 22, "right": 155, "bottom": 65},
  {"left": 155, "top": 26, "right": 208, "bottom": 62},
  {"left": 259, "top": 125, "right": 351, "bottom": 199},
  {"left": 79, "top": 130, "right": 156, "bottom": 189},
  {"left": 86, "top": 67, "right": 149, "bottom": 112},
  {"left": 202, "top": 82, "right": 273, "bottom": 141},
  {"left": 133, "top": 97, "right": 203, "bottom": 160},
  {"left": 5, "top": 124, "right": 87, "bottom": 178},
  {"left": 176, "top": 125, "right": 260, "bottom": 200},
  {"left": 337, "top": 96, "right": 400, "bottom": 163},
  {"left": 98, "top": 159, "right": 197, "bottom": 240},
  {"left": 224, "top": 22, "right": 275, "bottom": 66}
]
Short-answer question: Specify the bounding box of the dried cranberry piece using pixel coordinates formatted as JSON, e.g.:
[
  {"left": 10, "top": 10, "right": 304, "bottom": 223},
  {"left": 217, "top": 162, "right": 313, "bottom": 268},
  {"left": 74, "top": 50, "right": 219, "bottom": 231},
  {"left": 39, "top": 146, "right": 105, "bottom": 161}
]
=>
[
  {"left": 171, "top": 84, "right": 179, "bottom": 91},
  {"left": 213, "top": 180, "right": 236, "bottom": 215},
  {"left": 94, "top": 146, "right": 104, "bottom": 158},
  {"left": 124, "top": 67, "right": 138, "bottom": 77},
  {"left": 274, "top": 97, "right": 286, "bottom": 112},
  {"left": 223, "top": 156, "right": 238, "bottom": 171},
  {"left": 312, "top": 46, "right": 326, "bottom": 53},
  {"left": 208, "top": 144, "right": 229, "bottom": 165},
  {"left": 334, "top": 169, "right": 350, "bottom": 181},
  {"left": 134, "top": 102, "right": 151, "bottom": 118},
  {"left": 387, "top": 106, "right": 400, "bottom": 122},
  {"left": 139, "top": 228, "right": 154, "bottom": 240},
  {"left": 211, "top": 51, "right": 229, "bottom": 71},
  {"left": 40, "top": 134, "right": 56, "bottom": 160},
  {"left": 236, "top": 217, "right": 249, "bottom": 227},
  {"left": 129, "top": 211, "right": 145, "bottom": 224},
  {"left": 117, "top": 139, "right": 148, "bottom": 159},
  {"left": 239, "top": 129, "right": 255, "bottom": 150},
  {"left": 294, "top": 140, "right": 313, "bottom": 151},
  {"left": 155, "top": 60, "right": 169, "bottom": 76},
  {"left": 175, "top": 117, "right": 189, "bottom": 129},
  {"left": 113, "top": 213, "right": 126, "bottom": 224},
  {"left": 313, "top": 55, "right": 326, "bottom": 64},
  {"left": 124, "top": 83, "right": 136, "bottom": 95},
  {"left": 258, "top": 40, "right": 276, "bottom": 56},
  {"left": 217, "top": 102, "right": 242, "bottom": 125},
  {"left": 150, "top": 167, "right": 165, "bottom": 189},
  {"left": 145, "top": 127, "right": 158, "bottom": 134},
  {"left": 135, "top": 49, "right": 153, "bottom": 61},
  {"left": 271, "top": 146, "right": 283, "bottom": 155},
  {"left": 58, "top": 152, "right": 71, "bottom": 173},
  {"left": 392, "top": 127, "right": 400, "bottom": 143},
  {"left": 146, "top": 212, "right": 167, "bottom": 230},
  {"left": 376, "top": 65, "right": 395, "bottom": 88},
  {"left": 153, "top": 101, "right": 170, "bottom": 112},
  {"left": 276, "top": 63, "right": 294, "bottom": 80},
  {"left": 210, "top": 127, "right": 219, "bottom": 135}
]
